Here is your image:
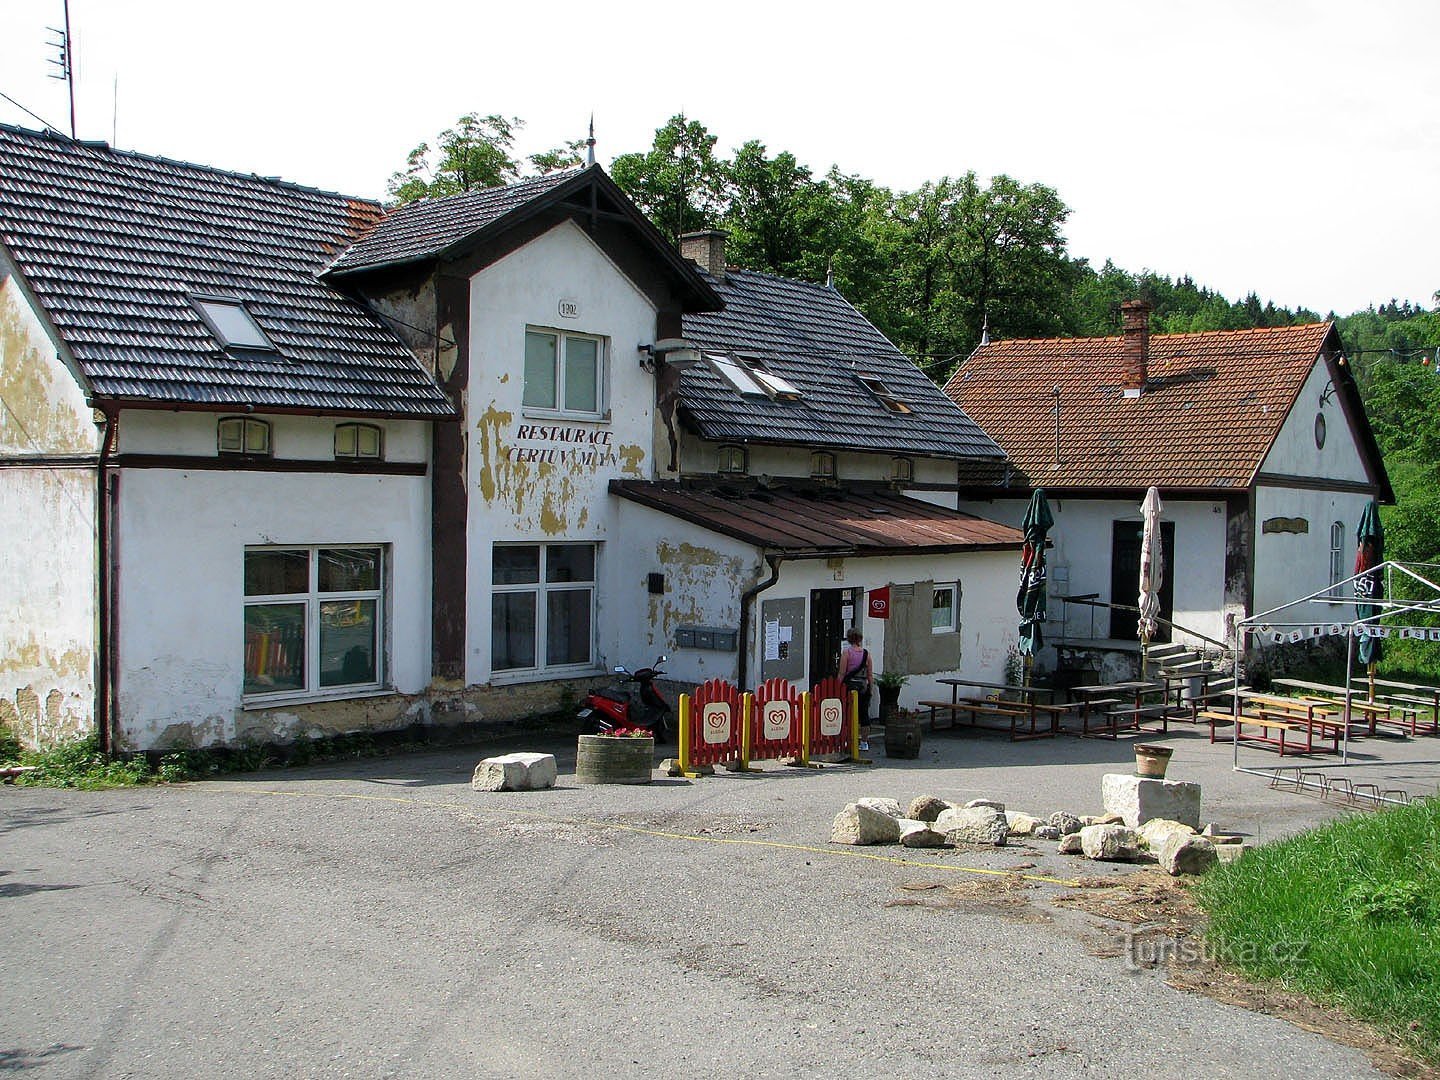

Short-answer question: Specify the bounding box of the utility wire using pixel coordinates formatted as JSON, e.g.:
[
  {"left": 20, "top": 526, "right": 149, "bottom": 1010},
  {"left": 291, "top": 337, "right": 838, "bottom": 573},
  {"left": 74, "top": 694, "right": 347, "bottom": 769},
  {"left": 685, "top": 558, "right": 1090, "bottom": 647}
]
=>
[{"left": 0, "top": 90, "right": 64, "bottom": 136}]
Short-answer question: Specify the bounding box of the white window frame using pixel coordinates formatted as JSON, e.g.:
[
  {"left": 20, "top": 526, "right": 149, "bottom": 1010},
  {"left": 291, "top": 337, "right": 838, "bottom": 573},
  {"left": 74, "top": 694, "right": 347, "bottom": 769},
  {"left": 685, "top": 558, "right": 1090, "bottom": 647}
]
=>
[
  {"left": 335, "top": 422, "right": 383, "bottom": 461},
  {"left": 491, "top": 542, "right": 599, "bottom": 677},
  {"left": 717, "top": 444, "right": 748, "bottom": 475},
  {"left": 218, "top": 416, "right": 272, "bottom": 457},
  {"left": 191, "top": 294, "right": 275, "bottom": 351},
  {"left": 523, "top": 327, "right": 607, "bottom": 419},
  {"left": 242, "top": 545, "right": 387, "bottom": 704},
  {"left": 1330, "top": 521, "right": 1346, "bottom": 595},
  {"left": 931, "top": 583, "right": 958, "bottom": 634}
]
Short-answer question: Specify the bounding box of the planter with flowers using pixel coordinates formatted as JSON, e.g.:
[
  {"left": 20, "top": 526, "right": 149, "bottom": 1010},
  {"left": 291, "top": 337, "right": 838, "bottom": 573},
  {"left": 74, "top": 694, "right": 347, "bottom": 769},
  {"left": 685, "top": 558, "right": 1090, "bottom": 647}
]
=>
[{"left": 575, "top": 726, "right": 655, "bottom": 785}]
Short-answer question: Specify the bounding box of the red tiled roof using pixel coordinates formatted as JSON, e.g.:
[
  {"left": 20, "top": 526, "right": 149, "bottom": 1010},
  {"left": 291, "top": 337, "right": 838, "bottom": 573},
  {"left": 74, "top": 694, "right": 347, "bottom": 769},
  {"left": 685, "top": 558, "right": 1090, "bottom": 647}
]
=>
[
  {"left": 945, "top": 324, "right": 1338, "bottom": 491},
  {"left": 610, "top": 480, "right": 1023, "bottom": 556}
]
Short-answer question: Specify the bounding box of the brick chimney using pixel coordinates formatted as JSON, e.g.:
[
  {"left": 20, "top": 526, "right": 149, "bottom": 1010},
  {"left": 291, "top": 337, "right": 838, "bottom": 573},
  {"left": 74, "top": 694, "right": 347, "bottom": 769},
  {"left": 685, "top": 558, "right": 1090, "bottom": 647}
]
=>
[
  {"left": 1120, "top": 299, "right": 1152, "bottom": 396},
  {"left": 679, "top": 229, "right": 728, "bottom": 280}
]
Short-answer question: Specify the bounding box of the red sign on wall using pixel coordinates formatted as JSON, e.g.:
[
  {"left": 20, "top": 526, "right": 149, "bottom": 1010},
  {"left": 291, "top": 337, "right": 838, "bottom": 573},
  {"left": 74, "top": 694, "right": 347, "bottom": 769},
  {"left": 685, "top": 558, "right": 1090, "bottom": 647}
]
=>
[{"left": 867, "top": 587, "right": 890, "bottom": 620}]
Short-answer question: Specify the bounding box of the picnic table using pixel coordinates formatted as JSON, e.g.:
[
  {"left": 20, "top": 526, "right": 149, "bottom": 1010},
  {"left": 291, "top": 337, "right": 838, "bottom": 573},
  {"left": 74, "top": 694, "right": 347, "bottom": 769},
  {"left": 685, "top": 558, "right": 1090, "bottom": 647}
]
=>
[
  {"left": 1067, "top": 680, "right": 1167, "bottom": 738},
  {"left": 922, "top": 678, "right": 1064, "bottom": 740},
  {"left": 1369, "top": 677, "right": 1440, "bottom": 735},
  {"left": 1270, "top": 678, "right": 1430, "bottom": 737},
  {"left": 1199, "top": 691, "right": 1344, "bottom": 756}
]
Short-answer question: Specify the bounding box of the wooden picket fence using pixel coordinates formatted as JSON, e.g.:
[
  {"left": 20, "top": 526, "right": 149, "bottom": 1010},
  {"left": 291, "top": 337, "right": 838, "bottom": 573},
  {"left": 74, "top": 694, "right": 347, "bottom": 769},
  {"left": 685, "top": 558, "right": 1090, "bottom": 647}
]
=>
[{"left": 675, "top": 676, "right": 865, "bottom": 777}]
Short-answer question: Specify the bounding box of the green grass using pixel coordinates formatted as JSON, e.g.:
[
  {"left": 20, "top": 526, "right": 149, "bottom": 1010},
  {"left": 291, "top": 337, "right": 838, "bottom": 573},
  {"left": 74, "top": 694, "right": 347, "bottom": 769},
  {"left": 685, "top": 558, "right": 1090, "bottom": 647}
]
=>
[{"left": 1196, "top": 799, "right": 1440, "bottom": 1062}]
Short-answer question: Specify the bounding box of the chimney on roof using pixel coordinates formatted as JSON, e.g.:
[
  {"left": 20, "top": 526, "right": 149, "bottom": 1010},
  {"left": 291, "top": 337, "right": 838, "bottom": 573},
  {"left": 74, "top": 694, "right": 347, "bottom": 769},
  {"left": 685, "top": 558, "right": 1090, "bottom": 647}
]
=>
[
  {"left": 679, "top": 229, "right": 728, "bottom": 281},
  {"left": 1120, "top": 299, "right": 1152, "bottom": 397}
]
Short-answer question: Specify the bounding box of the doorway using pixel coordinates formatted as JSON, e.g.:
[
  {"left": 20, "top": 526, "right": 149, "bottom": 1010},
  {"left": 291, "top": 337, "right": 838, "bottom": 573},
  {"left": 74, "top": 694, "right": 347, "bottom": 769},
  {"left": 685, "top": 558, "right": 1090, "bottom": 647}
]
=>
[
  {"left": 809, "top": 587, "right": 862, "bottom": 686},
  {"left": 1110, "top": 521, "right": 1174, "bottom": 641}
]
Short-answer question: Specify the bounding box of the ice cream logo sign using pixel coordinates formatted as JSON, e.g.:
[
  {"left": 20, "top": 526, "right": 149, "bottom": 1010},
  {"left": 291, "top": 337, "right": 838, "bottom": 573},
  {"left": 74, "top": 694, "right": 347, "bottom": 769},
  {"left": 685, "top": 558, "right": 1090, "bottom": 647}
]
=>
[
  {"left": 818, "top": 696, "right": 844, "bottom": 737},
  {"left": 505, "top": 423, "right": 618, "bottom": 468},
  {"left": 762, "top": 700, "right": 791, "bottom": 741},
  {"left": 702, "top": 702, "right": 733, "bottom": 745}
]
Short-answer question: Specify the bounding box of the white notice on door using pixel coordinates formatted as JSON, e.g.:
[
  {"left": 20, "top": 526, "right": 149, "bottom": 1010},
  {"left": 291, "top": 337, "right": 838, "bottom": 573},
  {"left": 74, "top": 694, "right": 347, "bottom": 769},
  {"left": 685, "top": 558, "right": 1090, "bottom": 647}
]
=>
[{"left": 764, "top": 620, "right": 781, "bottom": 662}]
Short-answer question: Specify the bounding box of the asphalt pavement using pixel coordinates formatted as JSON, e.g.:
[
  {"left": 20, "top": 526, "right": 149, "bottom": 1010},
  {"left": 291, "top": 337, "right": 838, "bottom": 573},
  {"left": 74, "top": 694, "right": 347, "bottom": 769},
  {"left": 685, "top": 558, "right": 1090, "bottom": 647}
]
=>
[{"left": 3, "top": 722, "right": 1425, "bottom": 1079}]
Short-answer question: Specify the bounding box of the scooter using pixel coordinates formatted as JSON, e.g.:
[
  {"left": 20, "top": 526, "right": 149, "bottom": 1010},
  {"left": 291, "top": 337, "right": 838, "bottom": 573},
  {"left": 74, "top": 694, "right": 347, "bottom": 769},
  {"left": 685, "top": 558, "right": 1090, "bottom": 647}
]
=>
[{"left": 577, "top": 655, "right": 672, "bottom": 742}]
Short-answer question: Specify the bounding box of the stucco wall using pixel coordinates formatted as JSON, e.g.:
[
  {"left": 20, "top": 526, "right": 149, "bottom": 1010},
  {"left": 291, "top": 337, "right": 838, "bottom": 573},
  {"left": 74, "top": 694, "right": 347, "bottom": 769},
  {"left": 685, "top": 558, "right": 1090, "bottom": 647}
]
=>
[
  {"left": 464, "top": 220, "right": 660, "bottom": 687},
  {"left": 1260, "top": 355, "right": 1370, "bottom": 483},
  {"left": 678, "top": 433, "right": 955, "bottom": 485},
  {"left": 117, "top": 411, "right": 429, "bottom": 462},
  {"left": 113, "top": 460, "right": 431, "bottom": 751},
  {"left": 1253, "top": 486, "right": 1374, "bottom": 625},
  {"left": 0, "top": 274, "right": 99, "bottom": 746}
]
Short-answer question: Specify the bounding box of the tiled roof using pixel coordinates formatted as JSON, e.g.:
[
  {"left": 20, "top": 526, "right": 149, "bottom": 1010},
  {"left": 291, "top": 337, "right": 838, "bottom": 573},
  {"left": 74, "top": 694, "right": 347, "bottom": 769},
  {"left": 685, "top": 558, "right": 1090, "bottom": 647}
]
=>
[
  {"left": 679, "top": 269, "right": 1003, "bottom": 461},
  {"left": 610, "top": 479, "right": 1023, "bottom": 555},
  {"left": 325, "top": 169, "right": 582, "bottom": 274},
  {"left": 0, "top": 124, "right": 454, "bottom": 417},
  {"left": 946, "top": 324, "right": 1341, "bottom": 491}
]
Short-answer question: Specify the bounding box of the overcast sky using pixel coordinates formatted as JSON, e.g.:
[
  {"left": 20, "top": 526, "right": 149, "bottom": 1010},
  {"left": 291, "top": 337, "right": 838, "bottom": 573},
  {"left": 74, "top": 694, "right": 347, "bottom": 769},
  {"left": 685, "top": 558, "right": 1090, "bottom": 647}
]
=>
[{"left": 2, "top": 0, "right": 1435, "bottom": 316}]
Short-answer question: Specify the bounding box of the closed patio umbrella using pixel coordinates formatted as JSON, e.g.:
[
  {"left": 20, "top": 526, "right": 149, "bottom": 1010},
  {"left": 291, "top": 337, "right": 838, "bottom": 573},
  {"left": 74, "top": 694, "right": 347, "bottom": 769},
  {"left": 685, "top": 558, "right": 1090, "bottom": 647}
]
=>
[
  {"left": 1017, "top": 489, "right": 1053, "bottom": 683},
  {"left": 1138, "top": 487, "right": 1164, "bottom": 674},
  {"left": 1354, "top": 500, "right": 1385, "bottom": 691}
]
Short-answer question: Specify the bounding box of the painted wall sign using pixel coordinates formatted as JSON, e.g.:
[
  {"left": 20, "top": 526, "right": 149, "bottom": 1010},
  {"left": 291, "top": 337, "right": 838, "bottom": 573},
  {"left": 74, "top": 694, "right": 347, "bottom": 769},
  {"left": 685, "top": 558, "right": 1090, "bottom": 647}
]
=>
[
  {"left": 868, "top": 587, "right": 890, "bottom": 619},
  {"left": 506, "top": 423, "right": 618, "bottom": 467},
  {"left": 558, "top": 298, "right": 580, "bottom": 319},
  {"left": 1261, "top": 516, "right": 1310, "bottom": 535}
]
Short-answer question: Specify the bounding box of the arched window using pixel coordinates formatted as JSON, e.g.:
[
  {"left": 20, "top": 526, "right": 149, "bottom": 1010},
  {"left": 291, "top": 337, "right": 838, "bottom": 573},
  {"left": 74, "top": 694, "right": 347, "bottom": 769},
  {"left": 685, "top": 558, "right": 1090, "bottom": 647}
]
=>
[
  {"left": 891, "top": 456, "right": 914, "bottom": 482},
  {"left": 218, "top": 417, "right": 271, "bottom": 456},
  {"left": 810, "top": 451, "right": 836, "bottom": 480},
  {"left": 335, "top": 423, "right": 383, "bottom": 460},
  {"left": 1330, "top": 521, "right": 1345, "bottom": 592},
  {"left": 717, "top": 444, "right": 747, "bottom": 475}
]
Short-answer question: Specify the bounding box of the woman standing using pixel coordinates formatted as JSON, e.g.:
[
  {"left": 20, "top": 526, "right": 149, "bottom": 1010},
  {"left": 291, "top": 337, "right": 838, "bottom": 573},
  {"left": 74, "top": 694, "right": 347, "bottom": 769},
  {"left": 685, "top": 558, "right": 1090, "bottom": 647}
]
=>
[{"left": 836, "top": 627, "right": 873, "bottom": 728}]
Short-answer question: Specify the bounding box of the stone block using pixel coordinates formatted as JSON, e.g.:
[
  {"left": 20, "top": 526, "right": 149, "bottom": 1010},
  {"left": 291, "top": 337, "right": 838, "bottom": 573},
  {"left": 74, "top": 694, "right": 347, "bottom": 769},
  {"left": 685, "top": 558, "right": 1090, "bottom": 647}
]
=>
[
  {"left": 831, "top": 803, "right": 902, "bottom": 845},
  {"left": 1079, "top": 823, "right": 1142, "bottom": 861},
  {"left": 1158, "top": 833, "right": 1219, "bottom": 876},
  {"left": 935, "top": 805, "right": 1008, "bottom": 846},
  {"left": 1101, "top": 774, "right": 1201, "bottom": 829},
  {"left": 898, "top": 819, "right": 949, "bottom": 847},
  {"left": 856, "top": 797, "right": 903, "bottom": 819},
  {"left": 471, "top": 752, "right": 558, "bottom": 791}
]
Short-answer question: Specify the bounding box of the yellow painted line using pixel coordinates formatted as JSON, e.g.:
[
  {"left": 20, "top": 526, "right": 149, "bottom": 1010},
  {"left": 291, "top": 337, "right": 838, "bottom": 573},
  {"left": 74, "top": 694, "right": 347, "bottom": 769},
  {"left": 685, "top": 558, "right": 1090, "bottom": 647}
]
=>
[{"left": 212, "top": 785, "right": 1082, "bottom": 887}]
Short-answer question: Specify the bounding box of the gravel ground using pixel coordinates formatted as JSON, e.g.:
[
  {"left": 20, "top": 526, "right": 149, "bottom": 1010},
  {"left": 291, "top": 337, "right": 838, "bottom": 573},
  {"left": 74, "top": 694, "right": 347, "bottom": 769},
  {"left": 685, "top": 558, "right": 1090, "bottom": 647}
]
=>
[{"left": 3, "top": 722, "right": 1431, "bottom": 1079}]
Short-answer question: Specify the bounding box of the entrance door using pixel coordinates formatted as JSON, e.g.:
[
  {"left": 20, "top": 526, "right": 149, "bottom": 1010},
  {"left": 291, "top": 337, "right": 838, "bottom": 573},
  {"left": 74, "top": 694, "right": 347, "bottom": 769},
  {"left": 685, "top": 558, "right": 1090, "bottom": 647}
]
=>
[
  {"left": 809, "top": 587, "right": 862, "bottom": 686},
  {"left": 1110, "top": 521, "right": 1175, "bottom": 641}
]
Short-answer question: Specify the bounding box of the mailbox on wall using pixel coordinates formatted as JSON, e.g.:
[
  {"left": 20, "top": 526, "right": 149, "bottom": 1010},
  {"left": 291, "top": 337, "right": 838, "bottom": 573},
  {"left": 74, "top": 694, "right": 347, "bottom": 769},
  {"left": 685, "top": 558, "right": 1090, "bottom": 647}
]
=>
[{"left": 759, "top": 597, "right": 806, "bottom": 682}]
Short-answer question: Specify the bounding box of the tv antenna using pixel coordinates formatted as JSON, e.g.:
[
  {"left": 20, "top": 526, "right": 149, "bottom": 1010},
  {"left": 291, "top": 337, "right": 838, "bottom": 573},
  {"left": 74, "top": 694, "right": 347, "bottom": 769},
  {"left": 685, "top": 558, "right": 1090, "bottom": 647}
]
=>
[{"left": 46, "top": 0, "right": 76, "bottom": 137}]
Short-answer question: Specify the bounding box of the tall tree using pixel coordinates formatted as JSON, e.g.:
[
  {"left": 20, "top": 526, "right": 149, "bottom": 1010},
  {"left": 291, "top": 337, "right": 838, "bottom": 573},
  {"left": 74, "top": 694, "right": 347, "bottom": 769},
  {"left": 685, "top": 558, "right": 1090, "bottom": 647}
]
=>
[
  {"left": 722, "top": 141, "right": 838, "bottom": 281},
  {"left": 610, "top": 114, "right": 728, "bottom": 242},
  {"left": 387, "top": 114, "right": 523, "bottom": 204}
]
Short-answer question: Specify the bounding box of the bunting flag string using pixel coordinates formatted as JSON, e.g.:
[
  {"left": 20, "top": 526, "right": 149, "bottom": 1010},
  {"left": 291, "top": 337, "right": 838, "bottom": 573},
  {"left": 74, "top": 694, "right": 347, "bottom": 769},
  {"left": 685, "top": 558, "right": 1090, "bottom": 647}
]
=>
[{"left": 1246, "top": 623, "right": 1440, "bottom": 645}]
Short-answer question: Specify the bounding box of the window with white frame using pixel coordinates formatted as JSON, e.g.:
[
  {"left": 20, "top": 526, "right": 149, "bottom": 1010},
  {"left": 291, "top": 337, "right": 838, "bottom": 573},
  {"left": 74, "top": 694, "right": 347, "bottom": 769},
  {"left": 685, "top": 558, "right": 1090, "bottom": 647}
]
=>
[
  {"left": 335, "top": 422, "right": 383, "bottom": 460},
  {"left": 931, "top": 583, "right": 957, "bottom": 633},
  {"left": 243, "top": 546, "right": 385, "bottom": 698},
  {"left": 717, "top": 444, "right": 748, "bottom": 475},
  {"left": 524, "top": 328, "right": 605, "bottom": 416},
  {"left": 1330, "top": 521, "right": 1346, "bottom": 594},
  {"left": 218, "top": 417, "right": 271, "bottom": 456},
  {"left": 492, "top": 543, "right": 596, "bottom": 673}
]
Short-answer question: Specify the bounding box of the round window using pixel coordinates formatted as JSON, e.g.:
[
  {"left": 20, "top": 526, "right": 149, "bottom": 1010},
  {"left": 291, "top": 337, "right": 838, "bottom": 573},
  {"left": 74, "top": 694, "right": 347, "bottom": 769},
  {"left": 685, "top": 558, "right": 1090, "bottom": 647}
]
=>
[{"left": 1314, "top": 411, "right": 1327, "bottom": 449}]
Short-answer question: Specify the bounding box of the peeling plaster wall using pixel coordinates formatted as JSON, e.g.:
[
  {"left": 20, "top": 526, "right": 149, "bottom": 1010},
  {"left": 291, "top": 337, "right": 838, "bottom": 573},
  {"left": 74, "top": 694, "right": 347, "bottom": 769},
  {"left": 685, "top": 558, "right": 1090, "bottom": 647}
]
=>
[
  {"left": 0, "top": 276, "right": 99, "bottom": 747},
  {"left": 959, "top": 496, "right": 1230, "bottom": 646},
  {"left": 465, "top": 220, "right": 659, "bottom": 685},
  {"left": 113, "top": 461, "right": 431, "bottom": 751}
]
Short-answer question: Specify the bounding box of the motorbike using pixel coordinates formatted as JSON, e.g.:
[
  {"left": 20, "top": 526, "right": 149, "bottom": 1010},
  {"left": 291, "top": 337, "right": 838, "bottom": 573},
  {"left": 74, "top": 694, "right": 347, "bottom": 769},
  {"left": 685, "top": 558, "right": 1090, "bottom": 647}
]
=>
[{"left": 577, "top": 654, "right": 672, "bottom": 742}]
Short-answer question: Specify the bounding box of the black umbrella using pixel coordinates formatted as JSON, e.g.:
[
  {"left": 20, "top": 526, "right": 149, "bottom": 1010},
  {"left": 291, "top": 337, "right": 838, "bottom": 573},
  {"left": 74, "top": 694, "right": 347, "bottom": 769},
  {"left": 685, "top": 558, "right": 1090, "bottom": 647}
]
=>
[
  {"left": 1017, "top": 489, "right": 1053, "bottom": 671},
  {"left": 1354, "top": 500, "right": 1385, "bottom": 674}
]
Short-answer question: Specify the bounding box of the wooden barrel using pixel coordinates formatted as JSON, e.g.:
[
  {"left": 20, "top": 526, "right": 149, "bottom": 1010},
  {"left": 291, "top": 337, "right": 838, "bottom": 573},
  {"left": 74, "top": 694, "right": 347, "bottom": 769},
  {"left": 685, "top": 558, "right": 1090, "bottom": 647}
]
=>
[
  {"left": 575, "top": 734, "right": 654, "bottom": 785},
  {"left": 884, "top": 714, "right": 922, "bottom": 759}
]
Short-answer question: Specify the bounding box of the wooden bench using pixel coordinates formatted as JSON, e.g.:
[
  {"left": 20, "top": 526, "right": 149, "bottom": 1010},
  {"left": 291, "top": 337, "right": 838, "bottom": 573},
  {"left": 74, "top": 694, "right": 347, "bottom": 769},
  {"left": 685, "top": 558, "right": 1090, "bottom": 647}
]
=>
[
  {"left": 919, "top": 697, "right": 1057, "bottom": 741},
  {"left": 1199, "top": 709, "right": 1336, "bottom": 756},
  {"left": 1081, "top": 703, "right": 1170, "bottom": 740},
  {"left": 1381, "top": 694, "right": 1440, "bottom": 736}
]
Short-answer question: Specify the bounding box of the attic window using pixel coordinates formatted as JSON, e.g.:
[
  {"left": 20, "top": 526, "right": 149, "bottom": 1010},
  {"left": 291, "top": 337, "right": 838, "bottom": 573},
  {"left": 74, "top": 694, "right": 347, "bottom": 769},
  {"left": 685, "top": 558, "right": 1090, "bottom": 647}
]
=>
[
  {"left": 192, "top": 296, "right": 274, "bottom": 351},
  {"left": 706, "top": 353, "right": 803, "bottom": 401},
  {"left": 891, "top": 456, "right": 914, "bottom": 482},
  {"left": 810, "top": 451, "right": 836, "bottom": 479},
  {"left": 717, "top": 444, "right": 748, "bottom": 475},
  {"left": 737, "top": 357, "right": 803, "bottom": 401},
  {"left": 857, "top": 373, "right": 911, "bottom": 414}
]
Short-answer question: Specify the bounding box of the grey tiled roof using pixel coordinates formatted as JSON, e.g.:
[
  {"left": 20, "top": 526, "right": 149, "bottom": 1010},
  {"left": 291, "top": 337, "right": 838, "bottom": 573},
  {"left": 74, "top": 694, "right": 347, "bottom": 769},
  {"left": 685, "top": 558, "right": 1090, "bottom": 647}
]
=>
[
  {"left": 679, "top": 269, "right": 1003, "bottom": 461},
  {"left": 0, "top": 124, "right": 454, "bottom": 416},
  {"left": 325, "top": 169, "right": 582, "bottom": 275}
]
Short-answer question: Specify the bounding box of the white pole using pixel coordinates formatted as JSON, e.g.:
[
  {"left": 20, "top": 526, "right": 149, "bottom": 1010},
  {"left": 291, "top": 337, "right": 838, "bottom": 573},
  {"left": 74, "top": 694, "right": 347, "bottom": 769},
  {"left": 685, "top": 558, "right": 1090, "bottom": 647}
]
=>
[{"left": 1343, "top": 629, "right": 1355, "bottom": 765}]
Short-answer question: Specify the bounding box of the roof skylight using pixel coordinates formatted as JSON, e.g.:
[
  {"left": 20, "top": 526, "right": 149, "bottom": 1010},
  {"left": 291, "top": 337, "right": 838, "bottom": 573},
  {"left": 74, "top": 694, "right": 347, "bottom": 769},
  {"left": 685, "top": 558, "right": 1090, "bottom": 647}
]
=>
[
  {"left": 857, "top": 373, "right": 911, "bottom": 414},
  {"left": 192, "top": 296, "right": 274, "bottom": 351},
  {"left": 706, "top": 352, "right": 803, "bottom": 402}
]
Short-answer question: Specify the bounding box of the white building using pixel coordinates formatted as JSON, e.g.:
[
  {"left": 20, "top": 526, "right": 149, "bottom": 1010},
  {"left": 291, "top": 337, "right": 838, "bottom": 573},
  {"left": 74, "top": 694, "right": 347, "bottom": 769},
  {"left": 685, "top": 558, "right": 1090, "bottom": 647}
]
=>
[
  {"left": 0, "top": 125, "right": 1025, "bottom": 751},
  {"left": 944, "top": 299, "right": 1392, "bottom": 674}
]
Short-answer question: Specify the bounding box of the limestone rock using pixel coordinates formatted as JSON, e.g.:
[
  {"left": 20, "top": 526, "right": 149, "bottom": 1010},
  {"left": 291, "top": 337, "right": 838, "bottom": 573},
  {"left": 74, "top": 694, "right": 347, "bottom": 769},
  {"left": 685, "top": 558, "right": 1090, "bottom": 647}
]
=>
[
  {"left": 964, "top": 798, "right": 1006, "bottom": 812},
  {"left": 660, "top": 758, "right": 713, "bottom": 776},
  {"left": 1138, "top": 818, "right": 1198, "bottom": 851},
  {"left": 831, "top": 803, "right": 902, "bottom": 845},
  {"left": 1101, "top": 774, "right": 1201, "bottom": 829},
  {"left": 1033, "top": 825, "right": 1062, "bottom": 841},
  {"left": 471, "top": 752, "right": 558, "bottom": 792},
  {"left": 1058, "top": 832, "right": 1085, "bottom": 855},
  {"left": 1048, "top": 811, "right": 1083, "bottom": 836},
  {"left": 1006, "top": 812, "right": 1041, "bottom": 836},
  {"left": 936, "top": 805, "right": 1008, "bottom": 846},
  {"left": 907, "top": 795, "right": 950, "bottom": 822},
  {"left": 1158, "top": 833, "right": 1219, "bottom": 876},
  {"left": 857, "top": 797, "right": 904, "bottom": 819},
  {"left": 1214, "top": 843, "right": 1248, "bottom": 866},
  {"left": 898, "top": 818, "right": 949, "bottom": 848},
  {"left": 1079, "top": 823, "right": 1142, "bottom": 861}
]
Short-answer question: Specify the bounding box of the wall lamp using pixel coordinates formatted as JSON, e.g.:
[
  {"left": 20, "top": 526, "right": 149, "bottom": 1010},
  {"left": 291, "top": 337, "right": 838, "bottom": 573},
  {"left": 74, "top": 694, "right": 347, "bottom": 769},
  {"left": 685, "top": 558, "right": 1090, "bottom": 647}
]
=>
[{"left": 639, "top": 338, "right": 701, "bottom": 373}]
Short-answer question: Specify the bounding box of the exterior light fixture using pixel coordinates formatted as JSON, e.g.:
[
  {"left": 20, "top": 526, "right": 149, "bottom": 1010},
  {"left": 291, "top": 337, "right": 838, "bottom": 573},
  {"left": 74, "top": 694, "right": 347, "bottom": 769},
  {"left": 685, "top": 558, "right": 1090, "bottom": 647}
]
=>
[{"left": 638, "top": 338, "right": 701, "bottom": 373}]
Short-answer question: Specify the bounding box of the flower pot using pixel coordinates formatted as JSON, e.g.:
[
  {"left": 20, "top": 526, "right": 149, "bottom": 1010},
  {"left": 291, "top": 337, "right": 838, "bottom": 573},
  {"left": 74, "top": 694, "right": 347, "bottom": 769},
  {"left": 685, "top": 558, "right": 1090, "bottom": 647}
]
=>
[
  {"left": 575, "top": 734, "right": 654, "bottom": 785},
  {"left": 1134, "top": 744, "right": 1173, "bottom": 779}
]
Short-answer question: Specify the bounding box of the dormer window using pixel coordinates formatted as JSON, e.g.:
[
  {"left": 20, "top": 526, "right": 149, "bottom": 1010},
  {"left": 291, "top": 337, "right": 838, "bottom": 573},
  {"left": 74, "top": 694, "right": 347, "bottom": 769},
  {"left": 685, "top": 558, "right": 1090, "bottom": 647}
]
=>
[
  {"left": 192, "top": 296, "right": 274, "bottom": 351},
  {"left": 811, "top": 451, "right": 836, "bottom": 480},
  {"left": 891, "top": 456, "right": 914, "bottom": 482},
  {"left": 218, "top": 417, "right": 271, "bottom": 456},
  {"left": 335, "top": 423, "right": 383, "bottom": 460},
  {"left": 857, "top": 373, "right": 911, "bottom": 414},
  {"left": 717, "top": 444, "right": 748, "bottom": 476}
]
